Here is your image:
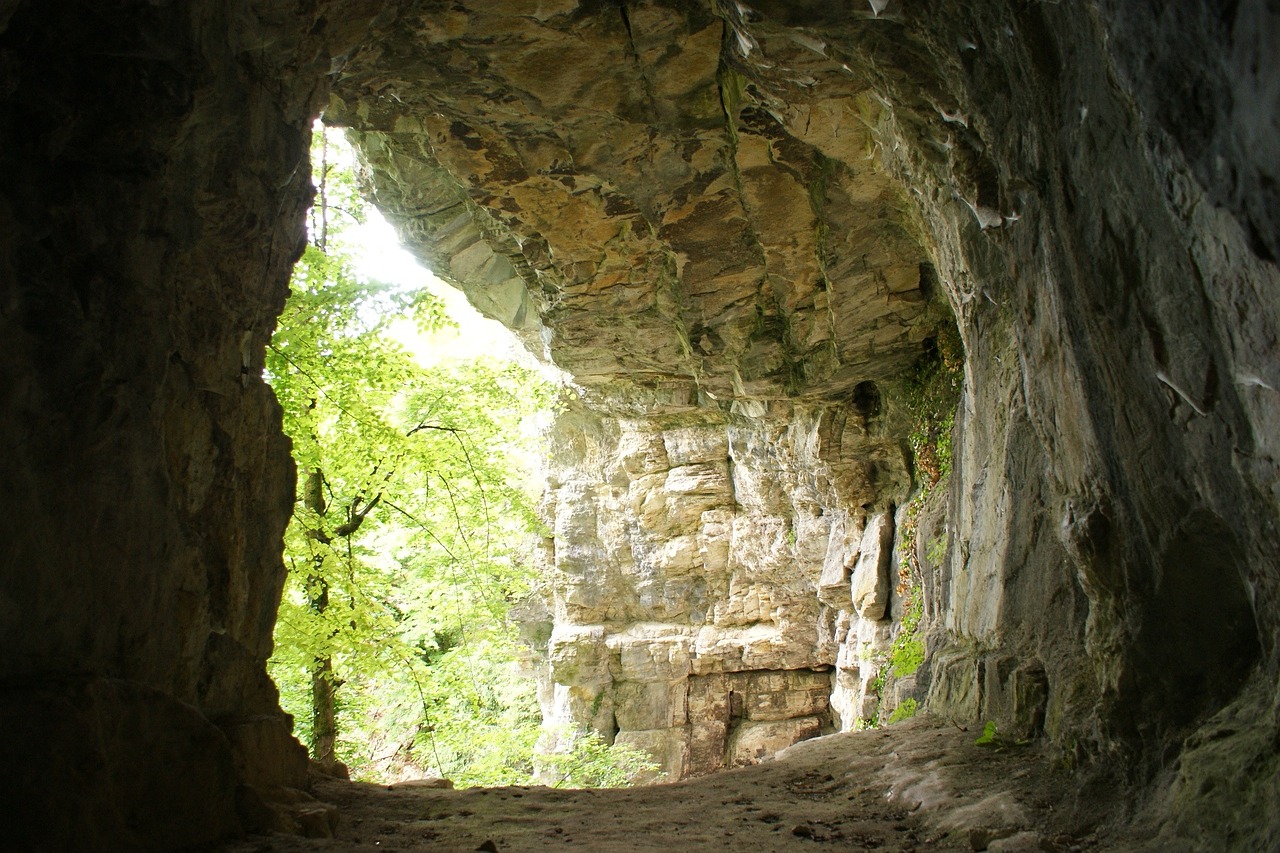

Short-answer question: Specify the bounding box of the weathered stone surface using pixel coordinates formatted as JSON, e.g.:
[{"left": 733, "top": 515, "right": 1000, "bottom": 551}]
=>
[
  {"left": 3, "top": 0, "right": 1280, "bottom": 847},
  {"left": 518, "top": 393, "right": 904, "bottom": 776},
  {"left": 816, "top": 516, "right": 858, "bottom": 612},
  {"left": 893, "top": 6, "right": 1277, "bottom": 801},
  {"left": 0, "top": 0, "right": 387, "bottom": 845},
  {"left": 333, "top": 4, "right": 935, "bottom": 398},
  {"left": 851, "top": 511, "right": 894, "bottom": 621},
  {"left": 727, "top": 717, "right": 825, "bottom": 768}
]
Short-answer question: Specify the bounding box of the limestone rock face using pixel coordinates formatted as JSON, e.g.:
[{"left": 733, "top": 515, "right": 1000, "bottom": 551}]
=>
[
  {"left": 850, "top": 511, "right": 894, "bottom": 621},
  {"left": 330, "top": 2, "right": 936, "bottom": 397},
  {"left": 332, "top": 1, "right": 1280, "bottom": 838},
  {"left": 521, "top": 395, "right": 908, "bottom": 776}
]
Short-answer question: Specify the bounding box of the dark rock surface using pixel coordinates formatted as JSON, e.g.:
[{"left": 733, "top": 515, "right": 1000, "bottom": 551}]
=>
[
  {"left": 1, "top": 677, "right": 240, "bottom": 850},
  {"left": 217, "top": 715, "right": 1126, "bottom": 853},
  {"left": 0, "top": 0, "right": 1276, "bottom": 849},
  {"left": 0, "top": 1, "right": 383, "bottom": 848}
]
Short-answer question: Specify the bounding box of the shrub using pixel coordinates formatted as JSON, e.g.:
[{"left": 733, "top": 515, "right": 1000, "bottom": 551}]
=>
[
  {"left": 538, "top": 729, "right": 665, "bottom": 789},
  {"left": 889, "top": 590, "right": 925, "bottom": 678},
  {"left": 888, "top": 698, "right": 919, "bottom": 724}
]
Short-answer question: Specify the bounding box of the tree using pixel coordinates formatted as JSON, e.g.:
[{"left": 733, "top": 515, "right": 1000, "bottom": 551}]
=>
[{"left": 266, "top": 124, "right": 555, "bottom": 781}]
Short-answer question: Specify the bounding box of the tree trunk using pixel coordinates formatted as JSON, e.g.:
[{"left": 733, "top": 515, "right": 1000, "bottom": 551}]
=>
[
  {"left": 310, "top": 651, "right": 337, "bottom": 764},
  {"left": 308, "top": 566, "right": 337, "bottom": 764}
]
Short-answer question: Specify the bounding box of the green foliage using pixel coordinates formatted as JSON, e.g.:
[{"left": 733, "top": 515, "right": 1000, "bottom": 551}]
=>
[
  {"left": 887, "top": 698, "right": 919, "bottom": 724},
  {"left": 266, "top": 124, "right": 558, "bottom": 785},
  {"left": 925, "top": 533, "right": 948, "bottom": 567},
  {"left": 399, "top": 635, "right": 545, "bottom": 787},
  {"left": 866, "top": 503, "right": 930, "bottom": 730},
  {"left": 539, "top": 729, "right": 665, "bottom": 789},
  {"left": 972, "top": 719, "right": 1029, "bottom": 751},
  {"left": 903, "top": 321, "right": 963, "bottom": 487},
  {"left": 868, "top": 668, "right": 886, "bottom": 712},
  {"left": 975, "top": 720, "right": 999, "bottom": 747},
  {"left": 862, "top": 320, "right": 961, "bottom": 735},
  {"left": 889, "top": 589, "right": 925, "bottom": 678},
  {"left": 863, "top": 607, "right": 925, "bottom": 728}
]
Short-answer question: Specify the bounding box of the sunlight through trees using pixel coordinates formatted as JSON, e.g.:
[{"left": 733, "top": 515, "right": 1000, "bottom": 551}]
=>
[
  {"left": 266, "top": 125, "right": 660, "bottom": 788},
  {"left": 267, "top": 125, "right": 554, "bottom": 783}
]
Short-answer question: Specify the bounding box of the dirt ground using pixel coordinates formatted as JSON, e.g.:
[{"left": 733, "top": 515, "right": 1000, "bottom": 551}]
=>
[{"left": 220, "top": 716, "right": 1137, "bottom": 852}]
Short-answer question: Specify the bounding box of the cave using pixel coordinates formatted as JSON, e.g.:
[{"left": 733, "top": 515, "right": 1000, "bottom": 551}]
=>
[{"left": 1, "top": 1, "right": 1277, "bottom": 850}]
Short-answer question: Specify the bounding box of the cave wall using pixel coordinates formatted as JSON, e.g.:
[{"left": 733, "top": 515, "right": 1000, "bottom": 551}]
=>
[
  {"left": 0, "top": 1, "right": 387, "bottom": 848},
  {"left": 891, "top": 0, "right": 1279, "bottom": 816},
  {"left": 0, "top": 0, "right": 1276, "bottom": 849}
]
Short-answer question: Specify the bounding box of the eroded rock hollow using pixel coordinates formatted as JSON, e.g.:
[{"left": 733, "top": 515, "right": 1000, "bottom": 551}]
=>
[{"left": 0, "top": 1, "right": 1276, "bottom": 850}]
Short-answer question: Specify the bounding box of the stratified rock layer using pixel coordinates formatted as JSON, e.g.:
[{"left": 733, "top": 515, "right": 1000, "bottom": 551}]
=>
[{"left": 519, "top": 396, "right": 912, "bottom": 776}]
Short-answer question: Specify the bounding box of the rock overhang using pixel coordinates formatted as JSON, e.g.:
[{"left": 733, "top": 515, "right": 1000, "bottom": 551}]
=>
[
  {"left": 328, "top": 0, "right": 949, "bottom": 406},
  {"left": 321, "top": 0, "right": 1280, "bottom": 801}
]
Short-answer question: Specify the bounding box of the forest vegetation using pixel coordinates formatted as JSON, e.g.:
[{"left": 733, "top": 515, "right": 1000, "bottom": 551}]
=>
[{"left": 265, "top": 126, "right": 658, "bottom": 787}]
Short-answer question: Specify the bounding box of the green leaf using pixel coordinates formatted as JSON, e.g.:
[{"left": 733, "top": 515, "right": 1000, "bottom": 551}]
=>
[{"left": 265, "top": 124, "right": 559, "bottom": 785}]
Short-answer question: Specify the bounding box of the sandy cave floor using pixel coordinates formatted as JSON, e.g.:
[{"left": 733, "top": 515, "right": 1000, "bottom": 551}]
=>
[{"left": 221, "top": 716, "right": 1136, "bottom": 853}]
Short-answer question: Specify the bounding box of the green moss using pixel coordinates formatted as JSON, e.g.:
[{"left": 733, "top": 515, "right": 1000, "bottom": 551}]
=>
[
  {"left": 862, "top": 317, "right": 961, "bottom": 730},
  {"left": 888, "top": 698, "right": 918, "bottom": 724},
  {"left": 975, "top": 720, "right": 999, "bottom": 746},
  {"left": 889, "top": 589, "right": 925, "bottom": 678},
  {"left": 903, "top": 320, "right": 963, "bottom": 487},
  {"left": 869, "top": 668, "right": 886, "bottom": 700},
  {"left": 925, "top": 533, "right": 948, "bottom": 567}
]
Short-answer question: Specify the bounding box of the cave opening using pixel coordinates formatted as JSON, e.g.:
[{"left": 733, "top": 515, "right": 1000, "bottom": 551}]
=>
[
  {"left": 3, "top": 1, "right": 1278, "bottom": 850},
  {"left": 263, "top": 122, "right": 570, "bottom": 788},
  {"left": 265, "top": 114, "right": 963, "bottom": 791}
]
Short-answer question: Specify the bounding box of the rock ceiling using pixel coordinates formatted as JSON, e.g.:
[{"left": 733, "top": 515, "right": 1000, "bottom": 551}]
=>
[{"left": 329, "top": 1, "right": 949, "bottom": 403}]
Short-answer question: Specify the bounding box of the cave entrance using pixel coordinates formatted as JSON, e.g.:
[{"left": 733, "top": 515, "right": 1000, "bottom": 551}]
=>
[{"left": 264, "top": 123, "right": 568, "bottom": 787}]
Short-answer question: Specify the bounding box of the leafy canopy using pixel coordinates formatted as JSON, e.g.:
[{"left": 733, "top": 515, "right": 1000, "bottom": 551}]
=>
[{"left": 267, "top": 124, "right": 553, "bottom": 783}]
